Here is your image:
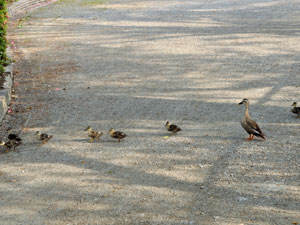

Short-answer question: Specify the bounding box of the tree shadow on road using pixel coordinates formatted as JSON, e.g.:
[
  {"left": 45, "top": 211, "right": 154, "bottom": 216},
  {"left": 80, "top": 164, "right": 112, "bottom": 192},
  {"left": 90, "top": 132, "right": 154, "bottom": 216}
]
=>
[{"left": 2, "top": 0, "right": 300, "bottom": 224}]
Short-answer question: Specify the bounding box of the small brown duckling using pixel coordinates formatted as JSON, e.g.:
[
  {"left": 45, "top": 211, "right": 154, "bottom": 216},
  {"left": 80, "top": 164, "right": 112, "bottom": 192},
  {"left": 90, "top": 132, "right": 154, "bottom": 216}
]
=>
[
  {"left": 35, "top": 131, "right": 53, "bottom": 144},
  {"left": 0, "top": 140, "right": 20, "bottom": 152},
  {"left": 239, "top": 99, "right": 265, "bottom": 141},
  {"left": 108, "top": 128, "right": 127, "bottom": 142},
  {"left": 8, "top": 133, "right": 22, "bottom": 142},
  {"left": 291, "top": 102, "right": 300, "bottom": 118},
  {"left": 7, "top": 128, "right": 22, "bottom": 142},
  {"left": 85, "top": 126, "right": 103, "bottom": 142},
  {"left": 165, "top": 121, "right": 182, "bottom": 134}
]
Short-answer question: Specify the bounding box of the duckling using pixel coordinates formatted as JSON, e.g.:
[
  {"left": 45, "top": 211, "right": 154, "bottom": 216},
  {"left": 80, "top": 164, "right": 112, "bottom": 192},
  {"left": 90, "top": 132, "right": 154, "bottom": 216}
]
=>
[
  {"left": 239, "top": 99, "right": 265, "bottom": 141},
  {"left": 108, "top": 128, "right": 127, "bottom": 142},
  {"left": 291, "top": 102, "right": 300, "bottom": 118},
  {"left": 8, "top": 134, "right": 22, "bottom": 142},
  {"left": 165, "top": 121, "right": 182, "bottom": 134},
  {"left": 85, "top": 126, "right": 103, "bottom": 142},
  {"left": 7, "top": 128, "right": 22, "bottom": 142},
  {"left": 35, "top": 131, "right": 53, "bottom": 144},
  {"left": 0, "top": 140, "right": 21, "bottom": 151}
]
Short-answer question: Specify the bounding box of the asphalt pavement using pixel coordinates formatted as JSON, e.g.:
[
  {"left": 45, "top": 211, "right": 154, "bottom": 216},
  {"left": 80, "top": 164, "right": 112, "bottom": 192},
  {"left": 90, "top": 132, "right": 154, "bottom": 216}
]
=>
[{"left": 1, "top": 0, "right": 300, "bottom": 224}]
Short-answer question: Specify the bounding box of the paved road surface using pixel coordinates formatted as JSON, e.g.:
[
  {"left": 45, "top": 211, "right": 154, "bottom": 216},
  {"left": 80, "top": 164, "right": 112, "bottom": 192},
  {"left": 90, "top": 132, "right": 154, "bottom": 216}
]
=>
[{"left": 1, "top": 0, "right": 300, "bottom": 224}]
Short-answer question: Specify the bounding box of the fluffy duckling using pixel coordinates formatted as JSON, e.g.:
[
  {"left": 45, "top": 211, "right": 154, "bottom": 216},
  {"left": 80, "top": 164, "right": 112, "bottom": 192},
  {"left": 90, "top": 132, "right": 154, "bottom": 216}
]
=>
[
  {"left": 85, "top": 126, "right": 103, "bottom": 142},
  {"left": 0, "top": 140, "right": 20, "bottom": 151},
  {"left": 8, "top": 133, "right": 22, "bottom": 142},
  {"left": 165, "top": 121, "right": 182, "bottom": 134},
  {"left": 7, "top": 128, "right": 22, "bottom": 142},
  {"left": 239, "top": 99, "right": 265, "bottom": 141},
  {"left": 35, "top": 131, "right": 53, "bottom": 144},
  {"left": 108, "top": 128, "right": 127, "bottom": 142},
  {"left": 291, "top": 102, "right": 300, "bottom": 118}
]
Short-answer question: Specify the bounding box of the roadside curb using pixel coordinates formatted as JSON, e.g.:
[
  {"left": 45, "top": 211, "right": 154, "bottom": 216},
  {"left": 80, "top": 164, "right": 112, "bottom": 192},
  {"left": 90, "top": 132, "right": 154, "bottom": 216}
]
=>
[{"left": 0, "top": 47, "right": 13, "bottom": 123}]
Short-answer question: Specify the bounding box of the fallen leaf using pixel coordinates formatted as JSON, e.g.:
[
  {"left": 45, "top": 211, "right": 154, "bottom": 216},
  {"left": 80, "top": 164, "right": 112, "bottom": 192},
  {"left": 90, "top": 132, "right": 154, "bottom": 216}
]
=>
[
  {"left": 164, "top": 136, "right": 169, "bottom": 139},
  {"left": 81, "top": 161, "right": 86, "bottom": 164}
]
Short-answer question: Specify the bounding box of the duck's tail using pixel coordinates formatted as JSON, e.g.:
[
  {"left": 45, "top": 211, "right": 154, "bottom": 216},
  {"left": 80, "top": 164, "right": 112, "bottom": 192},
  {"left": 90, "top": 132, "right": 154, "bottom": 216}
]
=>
[
  {"left": 47, "top": 135, "right": 53, "bottom": 141},
  {"left": 254, "top": 132, "right": 265, "bottom": 139}
]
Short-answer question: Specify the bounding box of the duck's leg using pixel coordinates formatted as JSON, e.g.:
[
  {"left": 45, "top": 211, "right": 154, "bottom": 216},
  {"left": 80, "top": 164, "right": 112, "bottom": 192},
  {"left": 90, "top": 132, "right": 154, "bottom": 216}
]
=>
[
  {"left": 89, "top": 137, "right": 94, "bottom": 143},
  {"left": 4, "top": 147, "right": 9, "bottom": 153},
  {"left": 250, "top": 134, "right": 255, "bottom": 140},
  {"left": 246, "top": 134, "right": 252, "bottom": 141},
  {"left": 118, "top": 138, "right": 120, "bottom": 143}
]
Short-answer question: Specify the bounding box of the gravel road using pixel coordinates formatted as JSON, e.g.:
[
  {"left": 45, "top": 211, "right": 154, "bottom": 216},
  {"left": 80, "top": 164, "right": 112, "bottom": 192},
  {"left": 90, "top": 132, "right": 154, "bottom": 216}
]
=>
[{"left": 1, "top": 0, "right": 300, "bottom": 224}]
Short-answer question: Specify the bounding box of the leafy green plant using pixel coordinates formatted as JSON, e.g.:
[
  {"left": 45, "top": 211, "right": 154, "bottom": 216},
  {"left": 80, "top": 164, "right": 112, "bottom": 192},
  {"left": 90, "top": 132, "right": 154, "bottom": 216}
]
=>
[
  {"left": 0, "top": 0, "right": 8, "bottom": 74},
  {"left": 80, "top": 0, "right": 106, "bottom": 6}
]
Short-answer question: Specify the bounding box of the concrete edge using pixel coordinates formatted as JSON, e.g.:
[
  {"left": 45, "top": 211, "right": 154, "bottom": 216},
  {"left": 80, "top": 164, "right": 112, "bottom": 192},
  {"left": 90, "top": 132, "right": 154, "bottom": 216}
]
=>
[{"left": 0, "top": 46, "right": 13, "bottom": 123}]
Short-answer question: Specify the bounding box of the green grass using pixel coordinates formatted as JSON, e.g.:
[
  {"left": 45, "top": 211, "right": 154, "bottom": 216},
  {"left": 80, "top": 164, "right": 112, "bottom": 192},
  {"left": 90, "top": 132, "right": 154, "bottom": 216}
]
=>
[
  {"left": 57, "top": 0, "right": 76, "bottom": 4},
  {"left": 79, "top": 0, "right": 107, "bottom": 6},
  {"left": 0, "top": 0, "right": 8, "bottom": 74},
  {"left": 57, "top": 0, "right": 107, "bottom": 7}
]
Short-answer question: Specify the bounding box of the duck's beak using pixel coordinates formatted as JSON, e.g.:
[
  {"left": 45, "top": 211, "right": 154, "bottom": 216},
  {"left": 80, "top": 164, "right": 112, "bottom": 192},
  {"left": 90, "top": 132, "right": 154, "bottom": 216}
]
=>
[{"left": 238, "top": 101, "right": 243, "bottom": 105}]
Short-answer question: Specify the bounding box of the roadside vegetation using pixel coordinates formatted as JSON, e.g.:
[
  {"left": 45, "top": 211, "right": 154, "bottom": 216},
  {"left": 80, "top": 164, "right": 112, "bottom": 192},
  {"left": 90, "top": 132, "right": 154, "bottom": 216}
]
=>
[{"left": 0, "top": 0, "right": 8, "bottom": 74}]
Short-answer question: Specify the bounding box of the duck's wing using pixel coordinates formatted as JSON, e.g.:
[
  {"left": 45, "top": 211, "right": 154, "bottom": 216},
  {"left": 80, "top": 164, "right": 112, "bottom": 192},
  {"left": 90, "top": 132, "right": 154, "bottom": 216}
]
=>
[
  {"left": 169, "top": 124, "right": 179, "bottom": 131},
  {"left": 90, "top": 130, "right": 98, "bottom": 137},
  {"left": 8, "top": 134, "right": 22, "bottom": 142},
  {"left": 8, "top": 134, "right": 17, "bottom": 140},
  {"left": 114, "top": 131, "right": 127, "bottom": 138},
  {"left": 95, "top": 131, "right": 103, "bottom": 137},
  {"left": 41, "top": 133, "right": 50, "bottom": 140},
  {"left": 246, "top": 117, "right": 264, "bottom": 135},
  {"left": 291, "top": 107, "right": 300, "bottom": 114}
]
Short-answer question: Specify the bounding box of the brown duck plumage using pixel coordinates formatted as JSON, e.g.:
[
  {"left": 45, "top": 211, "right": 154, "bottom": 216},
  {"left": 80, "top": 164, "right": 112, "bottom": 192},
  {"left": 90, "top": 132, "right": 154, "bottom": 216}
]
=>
[
  {"left": 239, "top": 99, "right": 265, "bottom": 141},
  {"left": 0, "top": 139, "right": 21, "bottom": 151},
  {"left": 35, "top": 131, "right": 53, "bottom": 144},
  {"left": 165, "top": 121, "right": 182, "bottom": 134},
  {"left": 108, "top": 129, "right": 127, "bottom": 142},
  {"left": 85, "top": 126, "right": 103, "bottom": 142},
  {"left": 291, "top": 102, "right": 300, "bottom": 117}
]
